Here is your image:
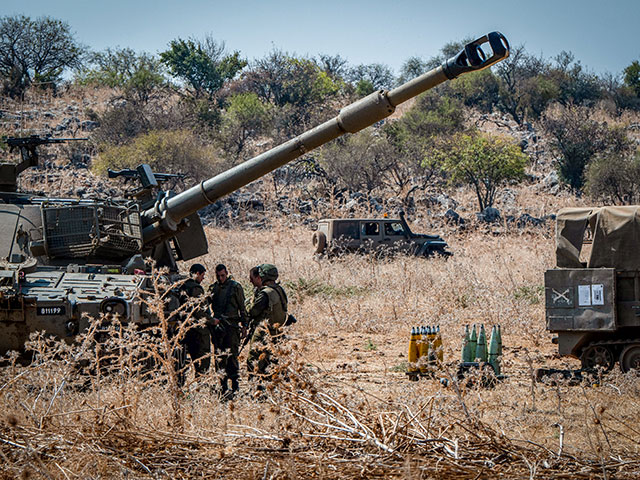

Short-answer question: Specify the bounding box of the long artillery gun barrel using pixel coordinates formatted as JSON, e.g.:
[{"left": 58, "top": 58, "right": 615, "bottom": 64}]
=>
[{"left": 142, "top": 32, "right": 509, "bottom": 244}]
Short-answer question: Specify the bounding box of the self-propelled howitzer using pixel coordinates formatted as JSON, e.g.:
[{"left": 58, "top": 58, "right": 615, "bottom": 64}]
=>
[{"left": 0, "top": 33, "right": 509, "bottom": 355}]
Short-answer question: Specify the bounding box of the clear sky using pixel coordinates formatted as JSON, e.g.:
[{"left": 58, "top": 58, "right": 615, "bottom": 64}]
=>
[{"left": 4, "top": 0, "right": 639, "bottom": 76}]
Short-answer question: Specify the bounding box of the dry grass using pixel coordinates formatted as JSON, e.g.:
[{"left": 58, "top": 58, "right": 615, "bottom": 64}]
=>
[
  {"left": 1, "top": 226, "right": 640, "bottom": 479},
  {"left": 2, "top": 87, "right": 640, "bottom": 478}
]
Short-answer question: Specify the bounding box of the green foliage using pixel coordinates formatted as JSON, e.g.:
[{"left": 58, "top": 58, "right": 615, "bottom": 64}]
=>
[
  {"left": 399, "top": 90, "right": 465, "bottom": 139},
  {"left": 494, "top": 45, "right": 548, "bottom": 124},
  {"left": 521, "top": 75, "right": 561, "bottom": 118},
  {"left": 0, "top": 15, "right": 85, "bottom": 97},
  {"left": 93, "top": 129, "right": 221, "bottom": 180},
  {"left": 248, "top": 50, "right": 342, "bottom": 108},
  {"left": 244, "top": 50, "right": 343, "bottom": 137},
  {"left": 390, "top": 361, "right": 409, "bottom": 373},
  {"left": 585, "top": 151, "right": 640, "bottom": 204},
  {"left": 77, "top": 48, "right": 166, "bottom": 105},
  {"left": 319, "top": 128, "right": 398, "bottom": 192},
  {"left": 316, "top": 53, "right": 349, "bottom": 80},
  {"left": 92, "top": 104, "right": 150, "bottom": 146},
  {"left": 364, "top": 338, "right": 377, "bottom": 351},
  {"left": 494, "top": 47, "right": 603, "bottom": 124},
  {"left": 542, "top": 104, "right": 633, "bottom": 191},
  {"left": 397, "top": 56, "right": 430, "bottom": 84},
  {"left": 513, "top": 285, "right": 544, "bottom": 305},
  {"left": 446, "top": 69, "right": 501, "bottom": 113},
  {"left": 624, "top": 60, "right": 640, "bottom": 96},
  {"left": 433, "top": 132, "right": 527, "bottom": 212},
  {"left": 218, "top": 92, "right": 270, "bottom": 158},
  {"left": 355, "top": 79, "right": 374, "bottom": 97},
  {"left": 160, "top": 38, "right": 246, "bottom": 99},
  {"left": 548, "top": 52, "right": 602, "bottom": 107},
  {"left": 348, "top": 63, "right": 394, "bottom": 91}
]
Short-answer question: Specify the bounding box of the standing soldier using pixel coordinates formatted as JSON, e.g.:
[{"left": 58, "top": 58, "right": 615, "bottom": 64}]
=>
[
  {"left": 208, "top": 264, "right": 248, "bottom": 399},
  {"left": 180, "top": 263, "right": 211, "bottom": 378},
  {"left": 246, "top": 264, "right": 289, "bottom": 385}
]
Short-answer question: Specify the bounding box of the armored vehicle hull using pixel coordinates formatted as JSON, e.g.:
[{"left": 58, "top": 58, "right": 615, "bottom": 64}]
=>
[{"left": 545, "top": 207, "right": 640, "bottom": 372}]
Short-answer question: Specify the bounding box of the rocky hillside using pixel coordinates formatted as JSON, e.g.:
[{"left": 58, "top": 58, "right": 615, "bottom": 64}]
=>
[{"left": 1, "top": 87, "right": 639, "bottom": 237}]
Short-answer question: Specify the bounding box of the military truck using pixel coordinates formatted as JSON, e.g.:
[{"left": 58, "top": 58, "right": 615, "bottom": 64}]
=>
[
  {"left": 0, "top": 32, "right": 509, "bottom": 355},
  {"left": 312, "top": 212, "right": 451, "bottom": 257},
  {"left": 545, "top": 206, "right": 640, "bottom": 372}
]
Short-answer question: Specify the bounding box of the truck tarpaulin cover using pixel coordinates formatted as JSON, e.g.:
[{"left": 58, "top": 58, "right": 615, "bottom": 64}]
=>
[{"left": 556, "top": 206, "right": 640, "bottom": 269}]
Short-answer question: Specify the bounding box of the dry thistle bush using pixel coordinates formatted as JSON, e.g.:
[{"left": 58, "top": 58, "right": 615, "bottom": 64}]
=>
[{"left": 1, "top": 228, "right": 640, "bottom": 478}]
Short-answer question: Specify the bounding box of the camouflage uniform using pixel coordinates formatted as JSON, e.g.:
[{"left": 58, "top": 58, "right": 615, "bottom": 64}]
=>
[
  {"left": 180, "top": 278, "right": 211, "bottom": 376},
  {"left": 208, "top": 277, "right": 247, "bottom": 393},
  {"left": 247, "top": 281, "right": 288, "bottom": 378}
]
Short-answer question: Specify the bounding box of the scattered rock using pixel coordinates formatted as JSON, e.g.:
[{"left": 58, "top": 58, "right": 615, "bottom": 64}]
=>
[
  {"left": 444, "top": 208, "right": 465, "bottom": 226},
  {"left": 543, "top": 171, "right": 559, "bottom": 189},
  {"left": 80, "top": 120, "right": 99, "bottom": 131},
  {"left": 516, "top": 213, "right": 546, "bottom": 228},
  {"left": 436, "top": 193, "right": 458, "bottom": 210},
  {"left": 477, "top": 207, "right": 501, "bottom": 223}
]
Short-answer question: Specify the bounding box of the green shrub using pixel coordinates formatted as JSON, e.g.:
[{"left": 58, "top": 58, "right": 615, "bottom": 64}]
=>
[
  {"left": 513, "top": 285, "right": 544, "bottom": 305},
  {"left": 93, "top": 129, "right": 222, "bottom": 180}
]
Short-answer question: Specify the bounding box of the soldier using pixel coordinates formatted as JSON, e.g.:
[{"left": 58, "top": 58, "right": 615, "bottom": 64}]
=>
[
  {"left": 208, "top": 264, "right": 247, "bottom": 399},
  {"left": 246, "top": 264, "right": 289, "bottom": 383},
  {"left": 179, "top": 263, "right": 211, "bottom": 378}
]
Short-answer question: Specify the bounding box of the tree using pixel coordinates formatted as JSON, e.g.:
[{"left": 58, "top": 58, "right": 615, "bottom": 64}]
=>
[
  {"left": 316, "top": 53, "right": 349, "bottom": 80},
  {"left": 623, "top": 60, "right": 640, "bottom": 96},
  {"left": 549, "top": 51, "right": 602, "bottom": 106},
  {"left": 585, "top": 152, "right": 640, "bottom": 205},
  {"left": 494, "top": 45, "right": 549, "bottom": 124},
  {"left": 77, "top": 48, "right": 166, "bottom": 105},
  {"left": 218, "top": 92, "right": 270, "bottom": 159},
  {"left": 348, "top": 63, "right": 394, "bottom": 93},
  {"left": 93, "top": 129, "right": 222, "bottom": 181},
  {"left": 246, "top": 50, "right": 341, "bottom": 108},
  {"left": 318, "top": 128, "right": 397, "bottom": 193},
  {"left": 398, "top": 90, "right": 465, "bottom": 140},
  {"left": 601, "top": 72, "right": 640, "bottom": 112},
  {"left": 397, "top": 56, "right": 429, "bottom": 84},
  {"left": 243, "top": 50, "right": 342, "bottom": 137},
  {"left": 160, "top": 37, "right": 246, "bottom": 99},
  {"left": 373, "top": 90, "right": 466, "bottom": 203},
  {"left": 444, "top": 69, "right": 501, "bottom": 113},
  {"left": 0, "top": 15, "right": 84, "bottom": 97},
  {"left": 542, "top": 104, "right": 633, "bottom": 191},
  {"left": 433, "top": 132, "right": 527, "bottom": 212}
]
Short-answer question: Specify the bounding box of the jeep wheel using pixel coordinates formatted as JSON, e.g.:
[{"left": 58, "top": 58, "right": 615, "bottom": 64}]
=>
[{"left": 312, "top": 231, "right": 327, "bottom": 254}]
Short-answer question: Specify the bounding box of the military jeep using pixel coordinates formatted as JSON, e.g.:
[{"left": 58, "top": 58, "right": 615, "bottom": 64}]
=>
[{"left": 312, "top": 213, "right": 451, "bottom": 257}]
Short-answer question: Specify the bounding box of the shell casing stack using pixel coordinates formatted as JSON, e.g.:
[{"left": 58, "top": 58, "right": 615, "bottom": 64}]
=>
[
  {"left": 433, "top": 325, "right": 443, "bottom": 363},
  {"left": 408, "top": 325, "right": 444, "bottom": 375},
  {"left": 475, "top": 324, "right": 488, "bottom": 362},
  {"left": 488, "top": 325, "right": 501, "bottom": 375},
  {"left": 418, "top": 326, "right": 429, "bottom": 373},
  {"left": 461, "top": 324, "right": 471, "bottom": 362},
  {"left": 461, "top": 323, "right": 503, "bottom": 375},
  {"left": 407, "top": 327, "right": 420, "bottom": 373},
  {"left": 468, "top": 324, "right": 478, "bottom": 362}
]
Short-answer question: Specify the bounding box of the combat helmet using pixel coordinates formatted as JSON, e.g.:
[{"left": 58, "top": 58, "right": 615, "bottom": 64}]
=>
[{"left": 258, "top": 263, "right": 278, "bottom": 281}]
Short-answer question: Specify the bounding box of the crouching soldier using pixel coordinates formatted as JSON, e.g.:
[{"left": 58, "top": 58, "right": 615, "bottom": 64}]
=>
[
  {"left": 208, "top": 264, "right": 248, "bottom": 399},
  {"left": 246, "top": 264, "right": 289, "bottom": 384}
]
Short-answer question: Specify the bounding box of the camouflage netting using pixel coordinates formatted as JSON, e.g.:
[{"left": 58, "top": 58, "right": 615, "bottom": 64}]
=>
[{"left": 556, "top": 206, "right": 640, "bottom": 269}]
